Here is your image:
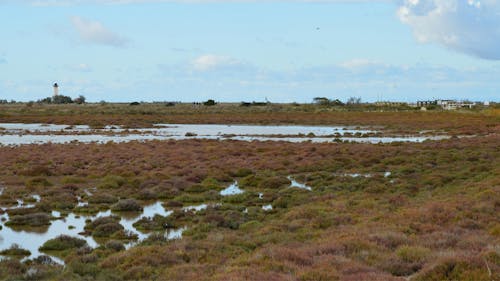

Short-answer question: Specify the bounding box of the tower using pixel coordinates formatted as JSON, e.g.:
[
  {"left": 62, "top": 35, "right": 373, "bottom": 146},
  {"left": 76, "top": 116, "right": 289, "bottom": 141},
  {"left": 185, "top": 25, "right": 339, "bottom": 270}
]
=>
[{"left": 53, "top": 83, "right": 59, "bottom": 97}]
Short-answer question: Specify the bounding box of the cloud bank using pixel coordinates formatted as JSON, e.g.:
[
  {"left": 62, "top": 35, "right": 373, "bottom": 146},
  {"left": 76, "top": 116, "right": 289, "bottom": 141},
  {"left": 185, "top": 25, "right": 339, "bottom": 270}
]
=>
[
  {"left": 70, "top": 16, "right": 128, "bottom": 47},
  {"left": 397, "top": 0, "right": 500, "bottom": 60}
]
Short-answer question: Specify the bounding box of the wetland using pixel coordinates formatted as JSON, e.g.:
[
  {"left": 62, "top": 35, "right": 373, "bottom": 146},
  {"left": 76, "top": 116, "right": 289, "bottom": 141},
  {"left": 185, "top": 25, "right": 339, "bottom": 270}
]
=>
[{"left": 0, "top": 104, "right": 498, "bottom": 280}]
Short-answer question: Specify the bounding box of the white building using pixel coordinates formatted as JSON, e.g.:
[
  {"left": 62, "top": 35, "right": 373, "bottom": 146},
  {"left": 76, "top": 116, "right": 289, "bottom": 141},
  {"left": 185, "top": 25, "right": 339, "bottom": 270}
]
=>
[{"left": 436, "top": 100, "right": 475, "bottom": 110}]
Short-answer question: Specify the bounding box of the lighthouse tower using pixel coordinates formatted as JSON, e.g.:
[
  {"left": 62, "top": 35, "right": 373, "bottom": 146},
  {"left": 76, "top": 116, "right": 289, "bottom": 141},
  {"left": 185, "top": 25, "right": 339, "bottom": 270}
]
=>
[{"left": 53, "top": 83, "right": 59, "bottom": 97}]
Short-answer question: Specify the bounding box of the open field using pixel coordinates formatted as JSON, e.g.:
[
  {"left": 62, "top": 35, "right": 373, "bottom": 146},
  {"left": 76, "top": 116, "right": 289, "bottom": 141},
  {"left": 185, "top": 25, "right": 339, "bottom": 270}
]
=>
[{"left": 0, "top": 106, "right": 498, "bottom": 280}]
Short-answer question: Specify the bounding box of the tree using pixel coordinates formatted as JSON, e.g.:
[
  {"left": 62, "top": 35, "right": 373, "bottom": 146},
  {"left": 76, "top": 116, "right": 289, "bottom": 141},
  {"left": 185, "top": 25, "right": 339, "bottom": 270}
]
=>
[
  {"left": 346, "top": 97, "right": 362, "bottom": 105},
  {"left": 203, "top": 99, "right": 216, "bottom": 106},
  {"left": 313, "top": 97, "right": 330, "bottom": 105},
  {"left": 73, "top": 95, "right": 86, "bottom": 104},
  {"left": 52, "top": 95, "right": 73, "bottom": 104}
]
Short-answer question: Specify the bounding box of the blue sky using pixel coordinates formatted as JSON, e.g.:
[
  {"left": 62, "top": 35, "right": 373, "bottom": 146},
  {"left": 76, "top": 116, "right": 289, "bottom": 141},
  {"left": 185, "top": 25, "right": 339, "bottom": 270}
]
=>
[{"left": 0, "top": 0, "right": 499, "bottom": 103}]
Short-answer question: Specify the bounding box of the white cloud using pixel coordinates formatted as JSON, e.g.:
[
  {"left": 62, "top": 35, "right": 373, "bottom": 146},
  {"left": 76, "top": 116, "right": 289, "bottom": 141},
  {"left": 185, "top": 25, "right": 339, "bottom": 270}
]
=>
[
  {"left": 70, "top": 16, "right": 128, "bottom": 47},
  {"left": 191, "top": 54, "right": 242, "bottom": 71},
  {"left": 397, "top": 0, "right": 500, "bottom": 60}
]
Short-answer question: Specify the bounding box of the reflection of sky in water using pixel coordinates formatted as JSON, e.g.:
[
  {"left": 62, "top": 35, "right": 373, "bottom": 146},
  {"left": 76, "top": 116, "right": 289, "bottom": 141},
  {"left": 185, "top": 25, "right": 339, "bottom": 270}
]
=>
[
  {"left": 262, "top": 204, "right": 273, "bottom": 211},
  {"left": 220, "top": 182, "right": 244, "bottom": 196},
  {"left": 288, "top": 177, "right": 312, "bottom": 191},
  {"left": 0, "top": 123, "right": 450, "bottom": 145},
  {"left": 182, "top": 204, "right": 208, "bottom": 212},
  {"left": 0, "top": 201, "right": 177, "bottom": 263}
]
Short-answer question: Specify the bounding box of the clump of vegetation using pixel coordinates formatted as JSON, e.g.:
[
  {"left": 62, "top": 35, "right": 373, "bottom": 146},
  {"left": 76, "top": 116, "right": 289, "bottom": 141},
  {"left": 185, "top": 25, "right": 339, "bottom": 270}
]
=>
[
  {"left": 258, "top": 176, "right": 291, "bottom": 189},
  {"left": 203, "top": 99, "right": 216, "bottom": 106},
  {"left": 84, "top": 216, "right": 123, "bottom": 237},
  {"left": 98, "top": 175, "right": 126, "bottom": 189},
  {"left": 5, "top": 213, "right": 51, "bottom": 227},
  {"left": 231, "top": 168, "right": 254, "bottom": 177},
  {"left": 94, "top": 223, "right": 124, "bottom": 237},
  {"left": 396, "top": 245, "right": 431, "bottom": 264},
  {"left": 88, "top": 193, "right": 119, "bottom": 204},
  {"left": 39, "top": 235, "right": 87, "bottom": 252},
  {"left": 25, "top": 177, "right": 53, "bottom": 187},
  {"left": 111, "top": 199, "right": 142, "bottom": 212},
  {"left": 0, "top": 244, "right": 31, "bottom": 258},
  {"left": 105, "top": 240, "right": 125, "bottom": 252},
  {"left": 133, "top": 214, "right": 169, "bottom": 232}
]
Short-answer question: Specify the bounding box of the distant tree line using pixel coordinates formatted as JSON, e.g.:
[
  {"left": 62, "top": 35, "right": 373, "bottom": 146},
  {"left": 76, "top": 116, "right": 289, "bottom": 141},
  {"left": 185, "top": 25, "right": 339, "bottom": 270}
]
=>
[
  {"left": 0, "top": 99, "right": 16, "bottom": 104},
  {"left": 37, "top": 95, "right": 86, "bottom": 104},
  {"left": 240, "top": 101, "right": 269, "bottom": 107},
  {"left": 313, "top": 97, "right": 362, "bottom": 106}
]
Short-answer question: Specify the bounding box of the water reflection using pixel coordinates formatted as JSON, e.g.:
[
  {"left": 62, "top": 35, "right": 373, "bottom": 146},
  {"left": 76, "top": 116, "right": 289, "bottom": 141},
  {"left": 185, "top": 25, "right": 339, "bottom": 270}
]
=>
[
  {"left": 182, "top": 204, "right": 208, "bottom": 212},
  {"left": 262, "top": 205, "right": 273, "bottom": 211},
  {"left": 0, "top": 201, "right": 177, "bottom": 263},
  {"left": 0, "top": 123, "right": 451, "bottom": 145},
  {"left": 220, "top": 182, "right": 244, "bottom": 196},
  {"left": 288, "top": 176, "right": 312, "bottom": 191}
]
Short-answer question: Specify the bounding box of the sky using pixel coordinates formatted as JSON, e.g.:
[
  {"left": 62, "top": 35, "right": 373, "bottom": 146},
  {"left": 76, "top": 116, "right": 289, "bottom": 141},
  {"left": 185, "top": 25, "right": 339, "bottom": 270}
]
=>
[{"left": 0, "top": 0, "right": 499, "bottom": 103}]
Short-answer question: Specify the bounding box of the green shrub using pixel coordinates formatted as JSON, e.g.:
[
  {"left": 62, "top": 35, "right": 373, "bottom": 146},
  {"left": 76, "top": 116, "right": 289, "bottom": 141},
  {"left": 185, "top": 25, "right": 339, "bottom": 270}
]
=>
[
  {"left": 25, "top": 177, "right": 53, "bottom": 187},
  {"left": 88, "top": 194, "right": 118, "bottom": 204},
  {"left": 93, "top": 223, "right": 124, "bottom": 237},
  {"left": 133, "top": 214, "right": 169, "bottom": 232},
  {"left": 413, "top": 257, "right": 495, "bottom": 281},
  {"left": 98, "top": 175, "right": 126, "bottom": 189},
  {"left": 239, "top": 220, "right": 263, "bottom": 231},
  {"left": 105, "top": 240, "right": 125, "bottom": 252},
  {"left": 85, "top": 216, "right": 120, "bottom": 232},
  {"left": 111, "top": 199, "right": 142, "bottom": 212},
  {"left": 39, "top": 235, "right": 87, "bottom": 251},
  {"left": 396, "top": 245, "right": 430, "bottom": 263},
  {"left": 0, "top": 244, "right": 31, "bottom": 257},
  {"left": 232, "top": 168, "right": 254, "bottom": 177},
  {"left": 6, "top": 213, "right": 51, "bottom": 226},
  {"left": 258, "top": 176, "right": 291, "bottom": 189},
  {"left": 489, "top": 224, "right": 500, "bottom": 237}
]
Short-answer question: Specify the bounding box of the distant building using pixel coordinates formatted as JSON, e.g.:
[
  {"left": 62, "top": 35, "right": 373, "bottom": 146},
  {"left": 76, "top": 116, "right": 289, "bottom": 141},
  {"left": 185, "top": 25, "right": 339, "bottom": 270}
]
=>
[
  {"left": 416, "top": 99, "right": 476, "bottom": 110},
  {"left": 53, "top": 83, "right": 59, "bottom": 97},
  {"left": 436, "top": 100, "right": 475, "bottom": 110},
  {"left": 417, "top": 100, "right": 437, "bottom": 107}
]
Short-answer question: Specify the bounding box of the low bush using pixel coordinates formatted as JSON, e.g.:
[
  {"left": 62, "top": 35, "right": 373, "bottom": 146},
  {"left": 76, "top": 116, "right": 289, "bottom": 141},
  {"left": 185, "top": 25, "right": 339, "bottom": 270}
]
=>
[
  {"left": 25, "top": 177, "right": 53, "bottom": 187},
  {"left": 0, "top": 244, "right": 31, "bottom": 257},
  {"left": 98, "top": 175, "right": 126, "bottom": 189},
  {"left": 85, "top": 216, "right": 119, "bottom": 230},
  {"left": 136, "top": 189, "right": 157, "bottom": 200},
  {"left": 105, "top": 241, "right": 125, "bottom": 252},
  {"left": 111, "top": 199, "right": 142, "bottom": 212},
  {"left": 85, "top": 216, "right": 124, "bottom": 237},
  {"left": 88, "top": 194, "right": 118, "bottom": 204},
  {"left": 133, "top": 215, "right": 169, "bottom": 232},
  {"left": 231, "top": 168, "right": 254, "bottom": 178},
  {"left": 93, "top": 223, "right": 124, "bottom": 237},
  {"left": 6, "top": 213, "right": 50, "bottom": 227},
  {"left": 396, "top": 245, "right": 430, "bottom": 263},
  {"left": 39, "top": 235, "right": 87, "bottom": 251},
  {"left": 258, "top": 176, "right": 291, "bottom": 189}
]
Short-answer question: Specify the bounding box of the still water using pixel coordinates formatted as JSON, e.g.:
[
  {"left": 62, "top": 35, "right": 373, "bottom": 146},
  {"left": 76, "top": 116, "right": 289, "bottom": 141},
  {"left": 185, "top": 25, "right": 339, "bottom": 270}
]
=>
[{"left": 0, "top": 123, "right": 449, "bottom": 145}]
